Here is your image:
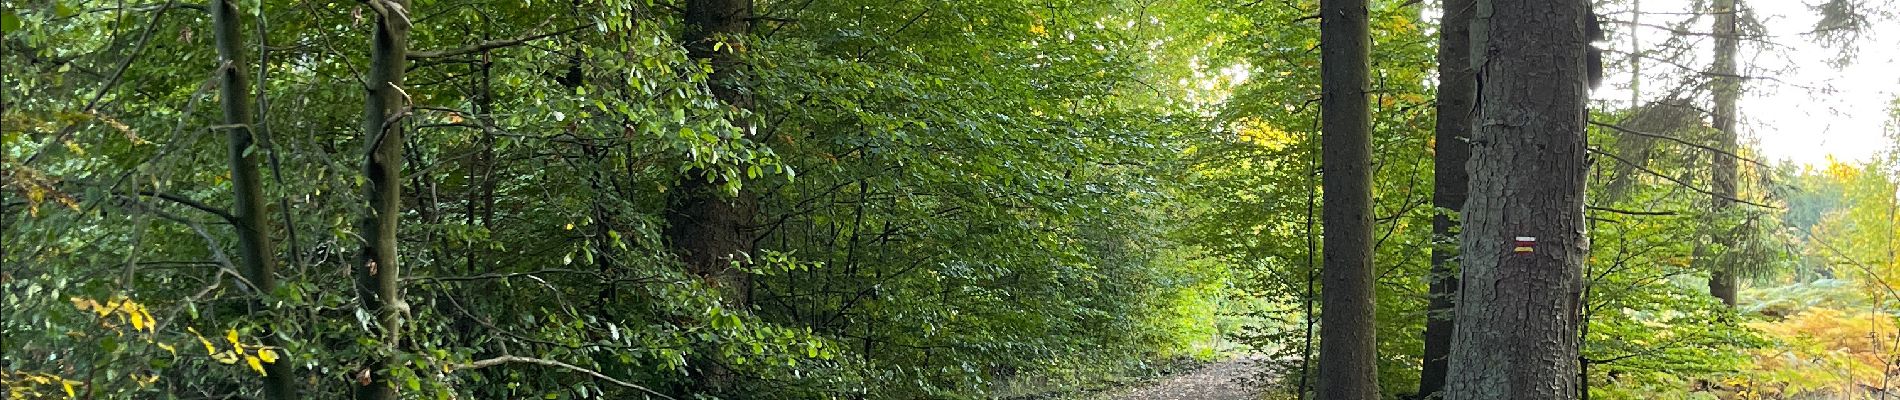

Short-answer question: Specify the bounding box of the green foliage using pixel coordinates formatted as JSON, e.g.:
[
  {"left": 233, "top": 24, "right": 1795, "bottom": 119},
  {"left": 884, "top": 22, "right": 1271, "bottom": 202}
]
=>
[
  {"left": 5, "top": 0, "right": 1895, "bottom": 398},
  {"left": 1186, "top": 0, "right": 1438, "bottom": 395},
  {"left": 3, "top": 0, "right": 1232, "bottom": 398}
]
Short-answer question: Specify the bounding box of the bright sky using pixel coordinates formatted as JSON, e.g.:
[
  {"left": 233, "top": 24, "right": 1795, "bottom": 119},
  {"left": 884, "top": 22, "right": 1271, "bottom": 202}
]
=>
[{"left": 1599, "top": 0, "right": 1899, "bottom": 166}]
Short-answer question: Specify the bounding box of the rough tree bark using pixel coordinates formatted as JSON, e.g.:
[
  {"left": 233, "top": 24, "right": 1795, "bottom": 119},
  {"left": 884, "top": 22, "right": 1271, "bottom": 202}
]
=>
[
  {"left": 1419, "top": 0, "right": 1475, "bottom": 397},
  {"left": 210, "top": 0, "right": 296, "bottom": 397},
  {"left": 1444, "top": 0, "right": 1592, "bottom": 398},
  {"left": 1315, "top": 0, "right": 1378, "bottom": 397},
  {"left": 669, "top": 0, "right": 756, "bottom": 393},
  {"left": 1704, "top": 0, "right": 1742, "bottom": 307},
  {"left": 354, "top": 1, "right": 410, "bottom": 399}
]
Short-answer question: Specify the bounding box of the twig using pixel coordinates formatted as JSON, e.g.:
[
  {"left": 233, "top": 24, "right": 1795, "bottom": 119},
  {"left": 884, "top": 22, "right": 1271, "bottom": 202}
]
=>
[
  {"left": 404, "top": 268, "right": 656, "bottom": 284},
  {"left": 1589, "top": 120, "right": 1768, "bottom": 170},
  {"left": 1585, "top": 205, "right": 1679, "bottom": 216},
  {"left": 407, "top": 25, "right": 585, "bottom": 59},
  {"left": 453, "top": 356, "right": 675, "bottom": 399},
  {"left": 133, "top": 190, "right": 238, "bottom": 223}
]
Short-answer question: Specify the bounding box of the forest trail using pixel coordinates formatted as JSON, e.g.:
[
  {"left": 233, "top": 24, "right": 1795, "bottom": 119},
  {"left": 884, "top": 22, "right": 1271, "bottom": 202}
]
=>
[{"left": 1095, "top": 356, "right": 1267, "bottom": 400}]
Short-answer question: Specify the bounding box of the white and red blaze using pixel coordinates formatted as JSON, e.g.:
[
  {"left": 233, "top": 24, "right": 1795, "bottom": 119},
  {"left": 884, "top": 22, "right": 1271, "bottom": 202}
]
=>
[{"left": 1512, "top": 237, "right": 1537, "bottom": 253}]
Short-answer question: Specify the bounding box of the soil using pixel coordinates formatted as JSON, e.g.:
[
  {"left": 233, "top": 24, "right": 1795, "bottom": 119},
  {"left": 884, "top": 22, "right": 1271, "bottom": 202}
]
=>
[{"left": 1095, "top": 356, "right": 1267, "bottom": 400}]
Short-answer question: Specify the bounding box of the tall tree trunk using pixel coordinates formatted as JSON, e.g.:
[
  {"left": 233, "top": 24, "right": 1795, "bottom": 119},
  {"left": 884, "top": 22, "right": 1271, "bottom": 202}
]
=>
[
  {"left": 1444, "top": 0, "right": 1591, "bottom": 398},
  {"left": 210, "top": 0, "right": 296, "bottom": 397},
  {"left": 1315, "top": 0, "right": 1378, "bottom": 397},
  {"left": 1419, "top": 0, "right": 1475, "bottom": 397},
  {"left": 1628, "top": 0, "right": 1642, "bottom": 106},
  {"left": 669, "top": 0, "right": 755, "bottom": 393},
  {"left": 354, "top": 2, "right": 410, "bottom": 399},
  {"left": 1704, "top": 0, "right": 1742, "bottom": 307}
]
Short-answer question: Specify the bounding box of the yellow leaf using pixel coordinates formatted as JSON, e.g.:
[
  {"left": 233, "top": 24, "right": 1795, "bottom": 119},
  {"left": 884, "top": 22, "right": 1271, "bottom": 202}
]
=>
[
  {"left": 134, "top": 373, "right": 159, "bottom": 387},
  {"left": 70, "top": 297, "right": 109, "bottom": 318},
  {"left": 246, "top": 356, "right": 267, "bottom": 376},
  {"left": 62, "top": 379, "right": 76, "bottom": 398},
  {"left": 129, "top": 311, "right": 146, "bottom": 332},
  {"left": 258, "top": 348, "right": 279, "bottom": 363},
  {"left": 140, "top": 311, "right": 157, "bottom": 332},
  {"left": 213, "top": 350, "right": 240, "bottom": 365},
  {"left": 190, "top": 327, "right": 218, "bottom": 355},
  {"left": 225, "top": 328, "right": 240, "bottom": 347},
  {"left": 157, "top": 342, "right": 176, "bottom": 355}
]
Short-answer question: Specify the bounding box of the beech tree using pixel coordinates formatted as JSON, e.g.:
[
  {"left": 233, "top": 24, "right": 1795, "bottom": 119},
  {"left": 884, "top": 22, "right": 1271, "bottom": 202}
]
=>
[
  {"left": 669, "top": 0, "right": 758, "bottom": 393},
  {"left": 210, "top": 0, "right": 296, "bottom": 396},
  {"left": 353, "top": 0, "right": 411, "bottom": 398}
]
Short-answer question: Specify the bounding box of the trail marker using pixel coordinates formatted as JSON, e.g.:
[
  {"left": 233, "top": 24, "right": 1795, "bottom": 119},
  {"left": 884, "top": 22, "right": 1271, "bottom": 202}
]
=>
[{"left": 1513, "top": 237, "right": 1537, "bottom": 254}]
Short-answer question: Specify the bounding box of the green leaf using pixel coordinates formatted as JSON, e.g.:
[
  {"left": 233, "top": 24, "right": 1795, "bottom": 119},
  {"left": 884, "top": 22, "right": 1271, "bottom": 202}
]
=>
[{"left": 1, "top": 10, "right": 21, "bottom": 32}]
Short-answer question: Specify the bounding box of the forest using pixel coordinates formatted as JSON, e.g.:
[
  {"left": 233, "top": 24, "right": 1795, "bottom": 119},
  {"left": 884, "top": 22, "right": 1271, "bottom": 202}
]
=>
[{"left": 3, "top": 0, "right": 1899, "bottom": 398}]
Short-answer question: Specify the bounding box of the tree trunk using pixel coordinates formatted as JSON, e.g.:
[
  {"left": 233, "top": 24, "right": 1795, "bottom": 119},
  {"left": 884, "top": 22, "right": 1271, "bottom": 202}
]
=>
[
  {"left": 669, "top": 0, "right": 755, "bottom": 393},
  {"left": 354, "top": 2, "right": 410, "bottom": 399},
  {"left": 1705, "top": 0, "right": 1742, "bottom": 307},
  {"left": 1419, "top": 0, "right": 1475, "bottom": 397},
  {"left": 1444, "top": 0, "right": 1592, "bottom": 398},
  {"left": 1628, "top": 0, "right": 1642, "bottom": 106},
  {"left": 210, "top": 1, "right": 296, "bottom": 397},
  {"left": 1315, "top": 0, "right": 1378, "bottom": 397}
]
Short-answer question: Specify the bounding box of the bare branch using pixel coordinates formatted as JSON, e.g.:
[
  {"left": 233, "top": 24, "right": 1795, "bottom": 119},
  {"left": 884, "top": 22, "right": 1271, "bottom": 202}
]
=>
[
  {"left": 404, "top": 268, "right": 658, "bottom": 284},
  {"left": 1590, "top": 120, "right": 1769, "bottom": 170},
  {"left": 1587, "top": 147, "right": 1780, "bottom": 209},
  {"left": 453, "top": 356, "right": 675, "bottom": 400},
  {"left": 134, "top": 191, "right": 238, "bottom": 223},
  {"left": 407, "top": 25, "right": 588, "bottom": 59},
  {"left": 1586, "top": 206, "right": 1680, "bottom": 216}
]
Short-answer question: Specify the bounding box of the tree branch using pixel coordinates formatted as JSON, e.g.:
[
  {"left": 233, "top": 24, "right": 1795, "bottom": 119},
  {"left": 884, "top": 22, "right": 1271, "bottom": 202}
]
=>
[
  {"left": 407, "top": 25, "right": 587, "bottom": 59},
  {"left": 24, "top": 0, "right": 178, "bottom": 166},
  {"left": 1586, "top": 147, "right": 1780, "bottom": 209},
  {"left": 133, "top": 191, "right": 238, "bottom": 223},
  {"left": 1586, "top": 206, "right": 1679, "bottom": 216},
  {"left": 1590, "top": 120, "right": 1768, "bottom": 170},
  {"left": 405, "top": 268, "right": 661, "bottom": 285},
  {"left": 452, "top": 356, "right": 675, "bottom": 399}
]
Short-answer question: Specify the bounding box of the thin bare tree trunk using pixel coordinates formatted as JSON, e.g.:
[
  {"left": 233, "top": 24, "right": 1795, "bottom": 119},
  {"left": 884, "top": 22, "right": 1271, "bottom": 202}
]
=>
[
  {"left": 354, "top": 2, "right": 410, "bottom": 399},
  {"left": 210, "top": 0, "right": 296, "bottom": 397},
  {"left": 1628, "top": 0, "right": 1642, "bottom": 106},
  {"left": 1315, "top": 0, "right": 1378, "bottom": 397},
  {"left": 1444, "top": 0, "right": 1592, "bottom": 398}
]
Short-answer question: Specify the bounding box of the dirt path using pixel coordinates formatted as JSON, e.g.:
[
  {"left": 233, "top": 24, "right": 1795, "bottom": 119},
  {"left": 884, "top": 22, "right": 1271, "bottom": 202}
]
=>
[{"left": 1095, "top": 356, "right": 1267, "bottom": 400}]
